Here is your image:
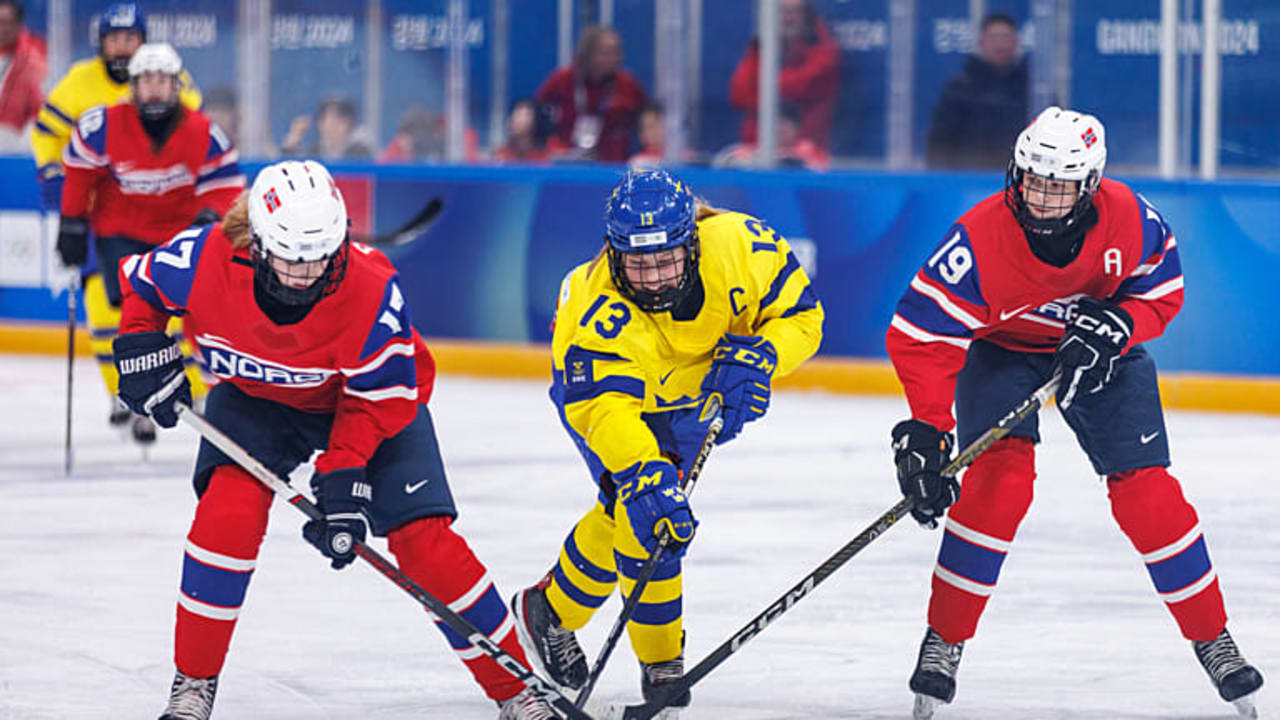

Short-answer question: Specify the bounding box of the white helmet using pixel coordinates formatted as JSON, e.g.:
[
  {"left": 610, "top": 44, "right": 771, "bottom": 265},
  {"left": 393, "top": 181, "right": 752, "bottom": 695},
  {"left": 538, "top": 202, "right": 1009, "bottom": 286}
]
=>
[
  {"left": 247, "top": 160, "right": 349, "bottom": 306},
  {"left": 248, "top": 160, "right": 348, "bottom": 262},
  {"left": 1005, "top": 106, "right": 1107, "bottom": 260},
  {"left": 1011, "top": 105, "right": 1107, "bottom": 184},
  {"left": 127, "top": 42, "right": 182, "bottom": 78}
]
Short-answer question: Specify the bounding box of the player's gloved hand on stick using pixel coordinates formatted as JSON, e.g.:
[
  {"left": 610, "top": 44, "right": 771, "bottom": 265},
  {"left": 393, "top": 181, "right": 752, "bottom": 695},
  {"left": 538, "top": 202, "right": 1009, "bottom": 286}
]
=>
[
  {"left": 113, "top": 331, "right": 191, "bottom": 428},
  {"left": 700, "top": 334, "right": 777, "bottom": 445},
  {"left": 891, "top": 419, "right": 958, "bottom": 529},
  {"left": 615, "top": 459, "right": 697, "bottom": 559},
  {"left": 191, "top": 207, "right": 221, "bottom": 226},
  {"left": 303, "top": 467, "right": 371, "bottom": 570},
  {"left": 1054, "top": 296, "right": 1133, "bottom": 411},
  {"left": 56, "top": 215, "right": 90, "bottom": 268},
  {"left": 37, "top": 164, "right": 64, "bottom": 212}
]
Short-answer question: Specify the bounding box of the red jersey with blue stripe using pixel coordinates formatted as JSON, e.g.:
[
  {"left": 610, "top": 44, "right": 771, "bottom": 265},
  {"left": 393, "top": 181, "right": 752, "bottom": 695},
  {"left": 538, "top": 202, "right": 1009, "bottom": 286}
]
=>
[
  {"left": 61, "top": 101, "right": 243, "bottom": 244},
  {"left": 118, "top": 223, "right": 436, "bottom": 473},
  {"left": 887, "top": 178, "right": 1184, "bottom": 431}
]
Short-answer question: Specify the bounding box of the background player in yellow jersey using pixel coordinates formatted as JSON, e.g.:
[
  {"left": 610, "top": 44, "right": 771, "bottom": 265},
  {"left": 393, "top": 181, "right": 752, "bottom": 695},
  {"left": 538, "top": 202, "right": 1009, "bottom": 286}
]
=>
[
  {"left": 511, "top": 169, "right": 823, "bottom": 714},
  {"left": 31, "top": 2, "right": 203, "bottom": 444}
]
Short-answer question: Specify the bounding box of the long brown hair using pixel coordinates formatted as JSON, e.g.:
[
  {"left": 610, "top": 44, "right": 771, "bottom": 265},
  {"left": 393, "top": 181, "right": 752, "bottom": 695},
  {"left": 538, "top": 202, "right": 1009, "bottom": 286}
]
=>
[{"left": 222, "top": 190, "right": 253, "bottom": 249}]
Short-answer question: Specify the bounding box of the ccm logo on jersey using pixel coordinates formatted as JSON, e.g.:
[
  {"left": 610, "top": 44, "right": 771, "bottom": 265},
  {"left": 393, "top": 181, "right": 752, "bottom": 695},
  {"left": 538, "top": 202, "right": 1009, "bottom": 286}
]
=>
[{"left": 205, "top": 348, "right": 332, "bottom": 386}]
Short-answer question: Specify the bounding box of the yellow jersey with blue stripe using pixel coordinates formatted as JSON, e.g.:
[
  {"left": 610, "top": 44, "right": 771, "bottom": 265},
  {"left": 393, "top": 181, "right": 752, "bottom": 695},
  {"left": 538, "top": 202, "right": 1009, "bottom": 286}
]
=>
[
  {"left": 31, "top": 56, "right": 202, "bottom": 172},
  {"left": 551, "top": 209, "right": 823, "bottom": 476}
]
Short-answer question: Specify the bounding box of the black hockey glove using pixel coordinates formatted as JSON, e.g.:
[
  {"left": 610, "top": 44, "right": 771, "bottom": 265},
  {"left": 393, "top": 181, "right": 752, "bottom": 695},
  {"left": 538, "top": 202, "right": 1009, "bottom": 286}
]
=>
[
  {"left": 113, "top": 331, "right": 191, "bottom": 429},
  {"left": 56, "top": 215, "right": 90, "bottom": 267},
  {"left": 891, "top": 419, "right": 958, "bottom": 529},
  {"left": 1054, "top": 297, "right": 1133, "bottom": 411},
  {"left": 191, "top": 207, "right": 221, "bottom": 226},
  {"left": 303, "top": 467, "right": 371, "bottom": 570}
]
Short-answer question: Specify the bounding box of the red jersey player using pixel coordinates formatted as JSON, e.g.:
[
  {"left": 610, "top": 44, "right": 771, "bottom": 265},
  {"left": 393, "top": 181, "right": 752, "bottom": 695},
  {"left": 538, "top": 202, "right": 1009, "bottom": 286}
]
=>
[
  {"left": 111, "top": 160, "right": 555, "bottom": 720},
  {"left": 58, "top": 42, "right": 239, "bottom": 445},
  {"left": 886, "top": 107, "right": 1263, "bottom": 719}
]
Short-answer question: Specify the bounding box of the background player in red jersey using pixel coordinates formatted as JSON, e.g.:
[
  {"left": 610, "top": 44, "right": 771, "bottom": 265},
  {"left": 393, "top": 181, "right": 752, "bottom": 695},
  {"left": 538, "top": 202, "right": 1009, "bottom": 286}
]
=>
[
  {"left": 58, "top": 42, "right": 236, "bottom": 445},
  {"left": 111, "top": 160, "right": 555, "bottom": 720},
  {"left": 885, "top": 107, "right": 1264, "bottom": 719}
]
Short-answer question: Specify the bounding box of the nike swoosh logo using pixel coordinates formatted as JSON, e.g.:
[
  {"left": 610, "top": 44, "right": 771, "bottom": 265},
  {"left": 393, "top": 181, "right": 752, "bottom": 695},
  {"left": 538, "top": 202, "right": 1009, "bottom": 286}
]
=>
[
  {"left": 999, "top": 304, "right": 1032, "bottom": 321},
  {"left": 659, "top": 367, "right": 675, "bottom": 384},
  {"left": 405, "top": 479, "right": 430, "bottom": 494},
  {"left": 1140, "top": 431, "right": 1161, "bottom": 444}
]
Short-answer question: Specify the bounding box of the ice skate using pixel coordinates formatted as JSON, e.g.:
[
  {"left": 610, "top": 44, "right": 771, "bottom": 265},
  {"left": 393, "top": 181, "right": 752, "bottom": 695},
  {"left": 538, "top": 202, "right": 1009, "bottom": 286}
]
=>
[
  {"left": 109, "top": 396, "right": 132, "bottom": 427},
  {"left": 157, "top": 670, "right": 218, "bottom": 720},
  {"left": 640, "top": 650, "right": 690, "bottom": 719},
  {"left": 909, "top": 627, "right": 964, "bottom": 719},
  {"left": 497, "top": 686, "right": 556, "bottom": 720},
  {"left": 1193, "top": 628, "right": 1264, "bottom": 719},
  {"left": 132, "top": 414, "right": 157, "bottom": 445},
  {"left": 511, "top": 572, "right": 588, "bottom": 690}
]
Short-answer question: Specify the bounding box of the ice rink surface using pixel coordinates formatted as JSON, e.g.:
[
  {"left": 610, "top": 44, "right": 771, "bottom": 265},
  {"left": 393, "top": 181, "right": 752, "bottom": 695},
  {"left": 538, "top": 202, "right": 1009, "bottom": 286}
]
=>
[{"left": 1, "top": 353, "right": 1276, "bottom": 720}]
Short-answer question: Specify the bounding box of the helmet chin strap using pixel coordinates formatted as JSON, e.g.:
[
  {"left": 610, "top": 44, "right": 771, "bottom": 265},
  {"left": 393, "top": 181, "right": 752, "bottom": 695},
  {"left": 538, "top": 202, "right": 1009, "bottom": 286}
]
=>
[{"left": 106, "top": 56, "right": 131, "bottom": 83}]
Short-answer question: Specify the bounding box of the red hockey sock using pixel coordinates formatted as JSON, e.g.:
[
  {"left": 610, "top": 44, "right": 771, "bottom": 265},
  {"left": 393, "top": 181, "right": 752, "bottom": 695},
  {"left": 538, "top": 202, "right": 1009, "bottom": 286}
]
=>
[
  {"left": 174, "top": 465, "right": 273, "bottom": 678},
  {"left": 388, "top": 517, "right": 530, "bottom": 702},
  {"left": 1107, "top": 467, "right": 1227, "bottom": 641},
  {"left": 928, "top": 436, "right": 1036, "bottom": 643}
]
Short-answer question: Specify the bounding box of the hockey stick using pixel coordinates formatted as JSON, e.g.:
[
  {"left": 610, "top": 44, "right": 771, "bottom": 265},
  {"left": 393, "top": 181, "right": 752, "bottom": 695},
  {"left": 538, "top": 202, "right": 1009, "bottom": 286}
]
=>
[
  {"left": 611, "top": 374, "right": 1062, "bottom": 720},
  {"left": 353, "top": 196, "right": 444, "bottom": 247},
  {"left": 575, "top": 394, "right": 724, "bottom": 710},
  {"left": 175, "top": 403, "right": 598, "bottom": 720},
  {"left": 63, "top": 274, "right": 79, "bottom": 475}
]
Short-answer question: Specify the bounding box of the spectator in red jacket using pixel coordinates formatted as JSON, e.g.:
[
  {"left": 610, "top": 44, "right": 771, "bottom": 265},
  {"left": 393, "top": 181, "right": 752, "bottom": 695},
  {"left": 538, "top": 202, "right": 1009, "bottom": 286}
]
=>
[
  {"left": 0, "top": 0, "right": 47, "bottom": 152},
  {"left": 728, "top": 0, "right": 839, "bottom": 151},
  {"left": 534, "top": 25, "right": 647, "bottom": 164}
]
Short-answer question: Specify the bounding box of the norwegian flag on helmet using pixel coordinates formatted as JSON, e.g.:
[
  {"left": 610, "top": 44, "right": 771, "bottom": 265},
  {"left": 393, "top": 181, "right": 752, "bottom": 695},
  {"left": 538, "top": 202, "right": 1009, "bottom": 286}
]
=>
[
  {"left": 263, "top": 188, "right": 282, "bottom": 213},
  {"left": 1081, "top": 127, "right": 1098, "bottom": 148}
]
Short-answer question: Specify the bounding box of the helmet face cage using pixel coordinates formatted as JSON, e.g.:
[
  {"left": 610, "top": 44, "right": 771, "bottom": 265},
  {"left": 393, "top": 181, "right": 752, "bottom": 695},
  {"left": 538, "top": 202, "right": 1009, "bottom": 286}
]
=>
[
  {"left": 606, "top": 232, "right": 700, "bottom": 313},
  {"left": 251, "top": 234, "right": 349, "bottom": 307},
  {"left": 1004, "top": 160, "right": 1100, "bottom": 239},
  {"left": 603, "top": 169, "right": 700, "bottom": 313},
  {"left": 98, "top": 3, "right": 146, "bottom": 82}
]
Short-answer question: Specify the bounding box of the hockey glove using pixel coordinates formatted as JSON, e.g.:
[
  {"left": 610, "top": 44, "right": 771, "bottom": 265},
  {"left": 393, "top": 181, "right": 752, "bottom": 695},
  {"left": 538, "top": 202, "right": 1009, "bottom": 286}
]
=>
[
  {"left": 616, "top": 460, "right": 697, "bottom": 559},
  {"left": 113, "top": 331, "right": 191, "bottom": 429},
  {"left": 37, "top": 164, "right": 64, "bottom": 212},
  {"left": 191, "top": 207, "right": 221, "bottom": 227},
  {"left": 302, "top": 467, "right": 371, "bottom": 570},
  {"left": 892, "top": 419, "right": 958, "bottom": 529},
  {"left": 1054, "top": 297, "right": 1133, "bottom": 411},
  {"left": 56, "top": 215, "right": 90, "bottom": 268},
  {"left": 700, "top": 334, "right": 777, "bottom": 445}
]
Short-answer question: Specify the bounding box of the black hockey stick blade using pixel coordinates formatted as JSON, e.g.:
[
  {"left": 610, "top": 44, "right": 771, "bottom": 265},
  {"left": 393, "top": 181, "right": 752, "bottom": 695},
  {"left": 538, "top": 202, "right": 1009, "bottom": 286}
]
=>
[
  {"left": 355, "top": 196, "right": 444, "bottom": 247},
  {"left": 574, "top": 394, "right": 723, "bottom": 710},
  {"left": 613, "top": 374, "right": 1061, "bottom": 720}
]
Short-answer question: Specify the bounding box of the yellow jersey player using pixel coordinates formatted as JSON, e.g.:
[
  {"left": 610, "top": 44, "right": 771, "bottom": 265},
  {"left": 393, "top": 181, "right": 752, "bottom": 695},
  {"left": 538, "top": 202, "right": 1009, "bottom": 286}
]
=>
[
  {"left": 32, "top": 3, "right": 201, "bottom": 208},
  {"left": 31, "top": 3, "right": 203, "bottom": 444},
  {"left": 511, "top": 169, "right": 823, "bottom": 714}
]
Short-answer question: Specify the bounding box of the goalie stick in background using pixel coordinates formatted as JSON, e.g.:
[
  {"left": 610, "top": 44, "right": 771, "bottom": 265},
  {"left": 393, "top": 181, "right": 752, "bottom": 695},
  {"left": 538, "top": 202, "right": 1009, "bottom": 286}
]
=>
[
  {"left": 509, "top": 169, "right": 823, "bottom": 717},
  {"left": 55, "top": 40, "right": 229, "bottom": 447},
  {"left": 885, "top": 106, "right": 1264, "bottom": 719},
  {"left": 110, "top": 160, "right": 557, "bottom": 720}
]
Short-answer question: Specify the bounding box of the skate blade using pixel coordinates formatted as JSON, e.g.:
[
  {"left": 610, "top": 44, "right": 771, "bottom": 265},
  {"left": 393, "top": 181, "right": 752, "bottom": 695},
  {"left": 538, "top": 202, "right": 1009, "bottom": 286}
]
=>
[
  {"left": 1233, "top": 694, "right": 1258, "bottom": 719},
  {"left": 913, "top": 693, "right": 940, "bottom": 720}
]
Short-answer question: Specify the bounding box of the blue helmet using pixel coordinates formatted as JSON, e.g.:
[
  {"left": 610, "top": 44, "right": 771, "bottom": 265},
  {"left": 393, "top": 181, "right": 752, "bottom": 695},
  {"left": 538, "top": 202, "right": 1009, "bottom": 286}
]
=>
[
  {"left": 604, "top": 169, "right": 700, "bottom": 313},
  {"left": 99, "top": 3, "right": 146, "bottom": 83},
  {"left": 99, "top": 2, "right": 146, "bottom": 41}
]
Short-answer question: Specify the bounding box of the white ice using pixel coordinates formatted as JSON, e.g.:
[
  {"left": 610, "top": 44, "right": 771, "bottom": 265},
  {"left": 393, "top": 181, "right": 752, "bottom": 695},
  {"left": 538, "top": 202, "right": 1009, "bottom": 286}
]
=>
[{"left": 1, "top": 352, "right": 1276, "bottom": 719}]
